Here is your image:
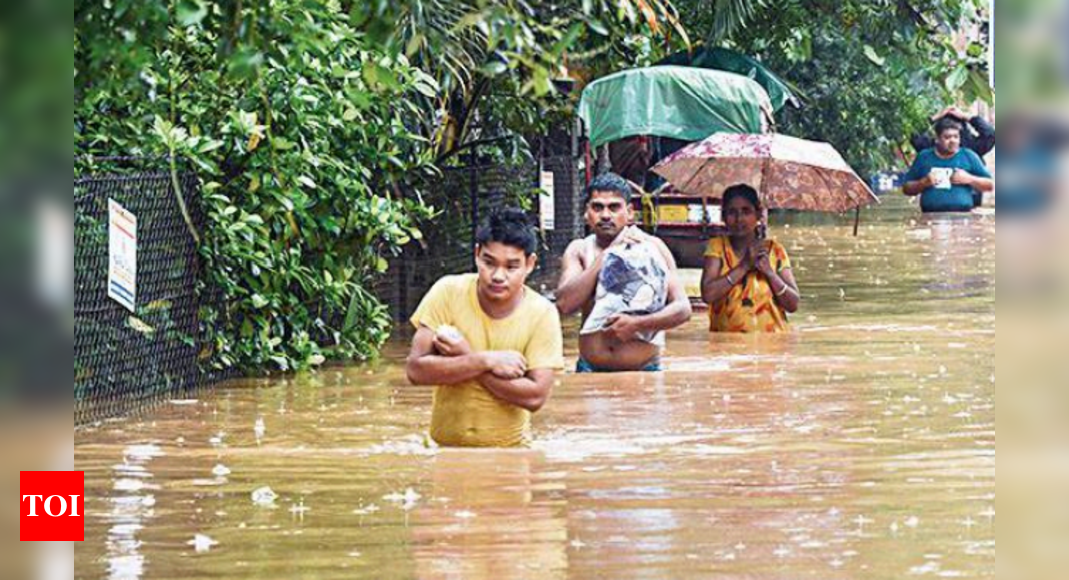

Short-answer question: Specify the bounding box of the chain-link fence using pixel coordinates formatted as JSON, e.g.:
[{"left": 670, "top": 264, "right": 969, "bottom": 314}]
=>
[
  {"left": 375, "top": 128, "right": 586, "bottom": 321},
  {"left": 74, "top": 159, "right": 215, "bottom": 425},
  {"left": 73, "top": 128, "right": 585, "bottom": 423}
]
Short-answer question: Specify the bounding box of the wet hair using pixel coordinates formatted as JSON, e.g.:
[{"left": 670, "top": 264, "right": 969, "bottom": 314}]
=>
[
  {"left": 474, "top": 207, "right": 538, "bottom": 256},
  {"left": 722, "top": 184, "right": 761, "bottom": 211},
  {"left": 585, "top": 171, "right": 632, "bottom": 204},
  {"left": 934, "top": 117, "right": 964, "bottom": 137}
]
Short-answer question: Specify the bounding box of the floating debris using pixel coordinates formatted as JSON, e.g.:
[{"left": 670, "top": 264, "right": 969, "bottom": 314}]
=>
[
  {"left": 124, "top": 444, "right": 164, "bottom": 461},
  {"left": 382, "top": 487, "right": 421, "bottom": 511},
  {"left": 251, "top": 486, "right": 278, "bottom": 506},
  {"left": 352, "top": 504, "right": 380, "bottom": 516},
  {"left": 211, "top": 464, "right": 231, "bottom": 477},
  {"left": 188, "top": 534, "right": 218, "bottom": 553},
  {"left": 909, "top": 561, "right": 941, "bottom": 575},
  {"left": 365, "top": 435, "right": 438, "bottom": 456}
]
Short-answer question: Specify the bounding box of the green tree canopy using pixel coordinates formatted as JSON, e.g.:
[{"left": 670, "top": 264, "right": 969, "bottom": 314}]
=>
[
  {"left": 77, "top": 0, "right": 441, "bottom": 371},
  {"left": 75, "top": 0, "right": 691, "bottom": 372},
  {"left": 676, "top": 0, "right": 993, "bottom": 178}
]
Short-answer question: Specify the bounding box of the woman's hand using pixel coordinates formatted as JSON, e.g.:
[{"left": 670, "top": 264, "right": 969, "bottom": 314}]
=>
[
  {"left": 740, "top": 245, "right": 757, "bottom": 272},
  {"left": 755, "top": 254, "right": 775, "bottom": 278},
  {"left": 749, "top": 241, "right": 772, "bottom": 275},
  {"left": 754, "top": 245, "right": 775, "bottom": 278}
]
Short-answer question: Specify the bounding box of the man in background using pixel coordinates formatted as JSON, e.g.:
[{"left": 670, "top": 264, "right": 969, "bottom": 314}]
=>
[{"left": 903, "top": 117, "right": 994, "bottom": 213}]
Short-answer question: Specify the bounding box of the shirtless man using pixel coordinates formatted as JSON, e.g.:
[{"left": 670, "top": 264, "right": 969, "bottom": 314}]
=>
[{"left": 556, "top": 172, "right": 692, "bottom": 372}]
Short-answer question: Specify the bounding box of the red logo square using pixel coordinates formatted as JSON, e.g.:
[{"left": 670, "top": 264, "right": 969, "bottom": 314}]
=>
[{"left": 20, "top": 471, "right": 84, "bottom": 541}]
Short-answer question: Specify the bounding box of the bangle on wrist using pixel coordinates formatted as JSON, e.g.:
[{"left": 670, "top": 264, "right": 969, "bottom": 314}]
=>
[
  {"left": 725, "top": 272, "right": 736, "bottom": 285},
  {"left": 776, "top": 283, "right": 790, "bottom": 297}
]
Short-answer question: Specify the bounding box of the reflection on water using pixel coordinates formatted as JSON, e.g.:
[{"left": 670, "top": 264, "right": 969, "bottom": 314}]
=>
[
  {"left": 102, "top": 444, "right": 162, "bottom": 579},
  {"left": 75, "top": 197, "right": 995, "bottom": 579}
]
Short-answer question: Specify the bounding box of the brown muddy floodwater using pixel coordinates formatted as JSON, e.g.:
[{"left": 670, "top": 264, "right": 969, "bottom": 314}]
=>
[{"left": 75, "top": 196, "right": 995, "bottom": 579}]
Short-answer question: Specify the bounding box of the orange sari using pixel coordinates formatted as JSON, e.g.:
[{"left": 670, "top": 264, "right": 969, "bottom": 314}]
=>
[{"left": 705, "top": 237, "right": 793, "bottom": 333}]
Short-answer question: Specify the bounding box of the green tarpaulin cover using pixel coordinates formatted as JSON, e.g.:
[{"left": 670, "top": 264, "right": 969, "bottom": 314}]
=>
[{"left": 578, "top": 66, "right": 773, "bottom": 148}]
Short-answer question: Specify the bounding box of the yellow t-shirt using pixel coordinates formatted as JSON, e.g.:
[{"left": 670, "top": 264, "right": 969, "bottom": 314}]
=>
[
  {"left": 704, "top": 237, "right": 793, "bottom": 333},
  {"left": 410, "top": 274, "right": 564, "bottom": 447}
]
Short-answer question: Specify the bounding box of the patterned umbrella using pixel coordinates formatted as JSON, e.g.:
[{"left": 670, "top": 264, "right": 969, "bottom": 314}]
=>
[{"left": 651, "top": 133, "right": 879, "bottom": 212}]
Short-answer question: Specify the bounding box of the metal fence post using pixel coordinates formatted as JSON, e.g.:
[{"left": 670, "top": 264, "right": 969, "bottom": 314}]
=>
[{"left": 469, "top": 146, "right": 478, "bottom": 269}]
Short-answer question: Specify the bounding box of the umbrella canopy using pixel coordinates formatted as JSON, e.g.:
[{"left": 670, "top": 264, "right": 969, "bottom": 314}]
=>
[
  {"left": 656, "top": 47, "right": 799, "bottom": 113},
  {"left": 578, "top": 66, "right": 773, "bottom": 148},
  {"left": 651, "top": 133, "right": 879, "bottom": 212}
]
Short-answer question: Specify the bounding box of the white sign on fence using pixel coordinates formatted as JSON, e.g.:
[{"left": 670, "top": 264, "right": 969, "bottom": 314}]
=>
[
  {"left": 107, "top": 199, "right": 137, "bottom": 312},
  {"left": 539, "top": 170, "right": 555, "bottom": 230}
]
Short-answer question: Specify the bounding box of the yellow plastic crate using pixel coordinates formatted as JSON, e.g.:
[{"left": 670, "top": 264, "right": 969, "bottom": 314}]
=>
[{"left": 657, "top": 204, "right": 690, "bottom": 223}]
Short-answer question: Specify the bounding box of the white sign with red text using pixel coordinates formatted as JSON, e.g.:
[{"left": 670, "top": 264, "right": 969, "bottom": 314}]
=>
[
  {"left": 539, "top": 171, "right": 555, "bottom": 230},
  {"left": 107, "top": 199, "right": 137, "bottom": 312}
]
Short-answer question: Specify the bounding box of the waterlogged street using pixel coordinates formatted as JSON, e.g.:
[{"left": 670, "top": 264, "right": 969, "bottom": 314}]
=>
[{"left": 75, "top": 197, "right": 995, "bottom": 579}]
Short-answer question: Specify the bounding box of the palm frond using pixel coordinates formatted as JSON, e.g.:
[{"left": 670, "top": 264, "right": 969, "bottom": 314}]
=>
[{"left": 708, "top": 0, "right": 764, "bottom": 43}]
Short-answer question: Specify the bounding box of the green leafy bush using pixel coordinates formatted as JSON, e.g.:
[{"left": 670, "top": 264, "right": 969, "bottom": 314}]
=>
[{"left": 76, "top": 0, "right": 438, "bottom": 372}]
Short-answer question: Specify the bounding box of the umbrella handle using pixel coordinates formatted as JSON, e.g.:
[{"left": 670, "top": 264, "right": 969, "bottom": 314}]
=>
[
  {"left": 701, "top": 197, "right": 709, "bottom": 238},
  {"left": 584, "top": 140, "right": 592, "bottom": 186},
  {"left": 853, "top": 206, "right": 861, "bottom": 236}
]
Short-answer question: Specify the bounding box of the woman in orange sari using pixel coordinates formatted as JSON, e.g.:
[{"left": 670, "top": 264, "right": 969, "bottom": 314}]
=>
[{"left": 700, "top": 184, "right": 800, "bottom": 332}]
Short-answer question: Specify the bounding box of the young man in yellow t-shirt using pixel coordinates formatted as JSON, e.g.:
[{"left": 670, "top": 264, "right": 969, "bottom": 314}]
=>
[{"left": 405, "top": 208, "right": 564, "bottom": 447}]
